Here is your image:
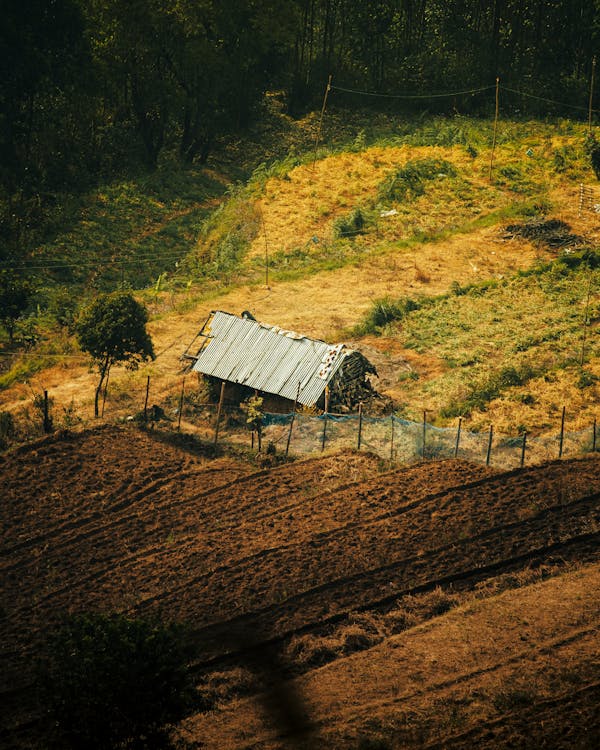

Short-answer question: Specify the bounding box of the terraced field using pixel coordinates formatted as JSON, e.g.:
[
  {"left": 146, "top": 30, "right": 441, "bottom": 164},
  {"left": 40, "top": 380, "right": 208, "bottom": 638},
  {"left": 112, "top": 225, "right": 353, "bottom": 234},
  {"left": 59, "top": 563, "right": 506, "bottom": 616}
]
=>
[{"left": 1, "top": 424, "right": 599, "bottom": 749}]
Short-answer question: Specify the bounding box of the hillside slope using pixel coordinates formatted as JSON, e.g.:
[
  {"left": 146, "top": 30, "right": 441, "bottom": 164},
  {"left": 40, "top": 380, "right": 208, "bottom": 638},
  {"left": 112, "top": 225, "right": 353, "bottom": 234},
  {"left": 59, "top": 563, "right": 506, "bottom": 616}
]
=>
[{"left": 1, "top": 425, "right": 599, "bottom": 748}]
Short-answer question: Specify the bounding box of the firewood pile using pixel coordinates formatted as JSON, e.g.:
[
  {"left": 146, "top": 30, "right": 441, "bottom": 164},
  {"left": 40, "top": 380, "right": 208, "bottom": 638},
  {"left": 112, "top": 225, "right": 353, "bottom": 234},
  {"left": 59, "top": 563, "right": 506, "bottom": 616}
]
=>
[{"left": 503, "top": 219, "right": 585, "bottom": 250}]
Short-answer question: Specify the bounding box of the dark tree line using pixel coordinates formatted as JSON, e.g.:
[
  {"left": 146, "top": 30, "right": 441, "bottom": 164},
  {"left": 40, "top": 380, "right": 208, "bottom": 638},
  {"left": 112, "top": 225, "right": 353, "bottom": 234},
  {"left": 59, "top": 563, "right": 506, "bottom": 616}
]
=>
[{"left": 2, "top": 0, "right": 600, "bottom": 261}]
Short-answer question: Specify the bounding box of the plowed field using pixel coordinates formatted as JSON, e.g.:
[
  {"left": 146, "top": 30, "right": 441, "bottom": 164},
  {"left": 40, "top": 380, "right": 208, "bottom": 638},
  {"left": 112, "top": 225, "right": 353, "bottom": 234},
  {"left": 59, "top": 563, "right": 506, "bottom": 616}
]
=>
[{"left": 1, "top": 424, "right": 599, "bottom": 749}]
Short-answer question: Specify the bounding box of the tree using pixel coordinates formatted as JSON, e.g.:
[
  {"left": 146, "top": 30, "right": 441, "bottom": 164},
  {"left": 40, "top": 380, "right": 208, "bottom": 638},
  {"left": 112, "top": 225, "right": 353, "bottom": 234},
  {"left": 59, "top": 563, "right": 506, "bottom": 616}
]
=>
[
  {"left": 75, "top": 291, "right": 154, "bottom": 417},
  {"left": 0, "top": 271, "right": 31, "bottom": 343},
  {"left": 37, "top": 613, "right": 196, "bottom": 750}
]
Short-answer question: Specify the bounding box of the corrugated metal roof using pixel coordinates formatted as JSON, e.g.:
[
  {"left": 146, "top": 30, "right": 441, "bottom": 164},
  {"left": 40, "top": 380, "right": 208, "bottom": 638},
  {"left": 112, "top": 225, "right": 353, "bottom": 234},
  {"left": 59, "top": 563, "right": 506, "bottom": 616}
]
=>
[{"left": 191, "top": 311, "right": 349, "bottom": 406}]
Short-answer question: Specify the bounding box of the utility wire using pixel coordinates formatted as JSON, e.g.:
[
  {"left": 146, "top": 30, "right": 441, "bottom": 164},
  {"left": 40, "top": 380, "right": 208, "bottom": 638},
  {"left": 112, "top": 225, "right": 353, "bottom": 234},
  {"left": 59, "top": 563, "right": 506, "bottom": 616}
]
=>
[{"left": 331, "top": 84, "right": 495, "bottom": 99}]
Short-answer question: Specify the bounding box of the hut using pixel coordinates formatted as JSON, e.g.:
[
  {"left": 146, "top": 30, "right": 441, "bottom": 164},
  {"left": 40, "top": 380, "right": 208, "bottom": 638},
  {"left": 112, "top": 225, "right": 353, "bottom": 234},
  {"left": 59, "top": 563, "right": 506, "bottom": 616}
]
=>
[{"left": 184, "top": 310, "right": 381, "bottom": 412}]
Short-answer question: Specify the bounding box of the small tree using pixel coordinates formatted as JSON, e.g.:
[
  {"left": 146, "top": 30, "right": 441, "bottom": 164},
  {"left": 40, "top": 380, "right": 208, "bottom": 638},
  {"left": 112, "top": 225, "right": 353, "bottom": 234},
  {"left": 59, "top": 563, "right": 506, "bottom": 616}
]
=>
[
  {"left": 76, "top": 292, "right": 155, "bottom": 417},
  {"left": 0, "top": 271, "right": 31, "bottom": 344},
  {"left": 38, "top": 613, "right": 196, "bottom": 750}
]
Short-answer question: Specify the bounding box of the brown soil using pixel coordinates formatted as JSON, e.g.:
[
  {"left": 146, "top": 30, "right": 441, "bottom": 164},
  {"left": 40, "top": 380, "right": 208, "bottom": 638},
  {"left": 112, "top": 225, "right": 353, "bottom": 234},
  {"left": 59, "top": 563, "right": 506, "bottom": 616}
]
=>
[{"left": 1, "top": 424, "right": 599, "bottom": 748}]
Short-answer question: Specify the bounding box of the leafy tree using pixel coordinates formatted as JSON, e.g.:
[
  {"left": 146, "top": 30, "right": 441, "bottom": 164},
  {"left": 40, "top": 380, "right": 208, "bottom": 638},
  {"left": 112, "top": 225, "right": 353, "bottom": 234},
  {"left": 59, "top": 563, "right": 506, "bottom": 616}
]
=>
[
  {"left": 37, "top": 613, "right": 196, "bottom": 750},
  {"left": 0, "top": 270, "right": 31, "bottom": 343},
  {"left": 75, "top": 291, "right": 154, "bottom": 417}
]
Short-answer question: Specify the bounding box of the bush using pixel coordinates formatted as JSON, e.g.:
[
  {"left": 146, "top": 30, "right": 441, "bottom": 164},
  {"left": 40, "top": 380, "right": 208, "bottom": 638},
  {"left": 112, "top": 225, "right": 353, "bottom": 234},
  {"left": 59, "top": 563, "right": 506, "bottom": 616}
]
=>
[
  {"left": 356, "top": 296, "right": 421, "bottom": 335},
  {"left": 333, "top": 207, "right": 367, "bottom": 238},
  {"left": 37, "top": 613, "right": 196, "bottom": 749},
  {"left": 378, "top": 158, "right": 456, "bottom": 203}
]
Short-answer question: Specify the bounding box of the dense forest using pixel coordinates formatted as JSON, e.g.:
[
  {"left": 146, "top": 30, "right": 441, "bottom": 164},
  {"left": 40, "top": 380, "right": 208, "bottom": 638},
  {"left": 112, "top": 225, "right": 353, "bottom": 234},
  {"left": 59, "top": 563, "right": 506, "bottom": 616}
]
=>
[{"left": 2, "top": 0, "right": 600, "bottom": 261}]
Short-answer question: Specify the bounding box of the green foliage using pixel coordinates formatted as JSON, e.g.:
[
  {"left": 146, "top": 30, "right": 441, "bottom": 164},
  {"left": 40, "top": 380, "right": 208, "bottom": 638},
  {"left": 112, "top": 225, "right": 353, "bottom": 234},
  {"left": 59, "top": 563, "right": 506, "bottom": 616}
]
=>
[
  {"left": 354, "top": 296, "right": 422, "bottom": 335},
  {"left": 37, "top": 613, "right": 196, "bottom": 750},
  {"left": 0, "top": 272, "right": 32, "bottom": 343},
  {"left": 441, "top": 364, "right": 539, "bottom": 418},
  {"left": 584, "top": 133, "right": 600, "bottom": 179},
  {"left": 0, "top": 411, "right": 15, "bottom": 450},
  {"left": 333, "top": 207, "right": 367, "bottom": 238},
  {"left": 75, "top": 292, "right": 154, "bottom": 416},
  {"left": 378, "top": 159, "right": 457, "bottom": 203}
]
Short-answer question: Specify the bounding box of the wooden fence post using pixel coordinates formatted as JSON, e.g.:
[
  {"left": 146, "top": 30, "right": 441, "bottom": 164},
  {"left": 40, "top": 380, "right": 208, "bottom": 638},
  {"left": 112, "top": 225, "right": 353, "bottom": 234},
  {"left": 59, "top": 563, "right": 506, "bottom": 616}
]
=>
[
  {"left": 486, "top": 424, "right": 493, "bottom": 466},
  {"left": 559, "top": 406, "right": 566, "bottom": 458},
  {"left": 593, "top": 417, "right": 597, "bottom": 453},
  {"left": 177, "top": 377, "right": 185, "bottom": 431},
  {"left": 454, "top": 417, "right": 462, "bottom": 458},
  {"left": 422, "top": 410, "right": 427, "bottom": 461},
  {"left": 213, "top": 381, "right": 226, "bottom": 452},
  {"left": 285, "top": 383, "right": 301, "bottom": 459},
  {"left": 520, "top": 431, "right": 527, "bottom": 468},
  {"left": 43, "top": 390, "right": 52, "bottom": 433},
  {"left": 357, "top": 402, "right": 363, "bottom": 450},
  {"left": 143, "top": 375, "right": 150, "bottom": 423},
  {"left": 390, "top": 413, "right": 395, "bottom": 463}
]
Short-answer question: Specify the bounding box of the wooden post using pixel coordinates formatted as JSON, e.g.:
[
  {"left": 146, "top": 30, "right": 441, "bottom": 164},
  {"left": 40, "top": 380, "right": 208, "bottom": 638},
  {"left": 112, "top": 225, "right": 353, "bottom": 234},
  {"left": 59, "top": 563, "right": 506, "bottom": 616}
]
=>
[
  {"left": 559, "top": 406, "right": 566, "bottom": 458},
  {"left": 486, "top": 424, "right": 493, "bottom": 466},
  {"left": 321, "top": 387, "right": 329, "bottom": 452},
  {"left": 101, "top": 365, "right": 111, "bottom": 418},
  {"left": 177, "top": 377, "right": 185, "bottom": 431},
  {"left": 520, "top": 431, "right": 527, "bottom": 468},
  {"left": 589, "top": 56, "right": 596, "bottom": 135},
  {"left": 143, "top": 375, "right": 150, "bottom": 423},
  {"left": 454, "top": 417, "right": 462, "bottom": 459},
  {"left": 489, "top": 77, "right": 500, "bottom": 182},
  {"left": 390, "top": 413, "right": 395, "bottom": 463},
  {"left": 313, "top": 75, "right": 332, "bottom": 169},
  {"left": 213, "top": 381, "right": 226, "bottom": 451},
  {"left": 357, "top": 402, "right": 363, "bottom": 450},
  {"left": 43, "top": 390, "right": 51, "bottom": 433},
  {"left": 422, "top": 409, "right": 427, "bottom": 461},
  {"left": 580, "top": 277, "right": 592, "bottom": 366},
  {"left": 593, "top": 417, "right": 597, "bottom": 453},
  {"left": 285, "top": 383, "right": 301, "bottom": 459}
]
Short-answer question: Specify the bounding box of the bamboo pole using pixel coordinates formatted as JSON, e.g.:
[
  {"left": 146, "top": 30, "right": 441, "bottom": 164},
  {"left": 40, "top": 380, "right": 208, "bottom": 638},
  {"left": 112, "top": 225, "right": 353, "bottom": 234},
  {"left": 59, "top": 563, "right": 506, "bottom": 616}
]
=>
[
  {"left": 486, "top": 424, "right": 493, "bottom": 466},
  {"left": 589, "top": 56, "right": 596, "bottom": 135},
  {"left": 285, "top": 383, "right": 301, "bottom": 459},
  {"left": 454, "top": 417, "right": 462, "bottom": 458},
  {"left": 177, "top": 377, "right": 185, "bottom": 431},
  {"left": 313, "top": 75, "right": 332, "bottom": 169},
  {"left": 520, "top": 431, "right": 527, "bottom": 468},
  {"left": 489, "top": 77, "right": 500, "bottom": 182},
  {"left": 357, "top": 402, "right": 363, "bottom": 450},
  {"left": 390, "top": 413, "right": 395, "bottom": 463},
  {"left": 213, "top": 381, "right": 226, "bottom": 451},
  {"left": 559, "top": 406, "right": 566, "bottom": 458},
  {"left": 143, "top": 375, "right": 150, "bottom": 423},
  {"left": 422, "top": 410, "right": 427, "bottom": 461}
]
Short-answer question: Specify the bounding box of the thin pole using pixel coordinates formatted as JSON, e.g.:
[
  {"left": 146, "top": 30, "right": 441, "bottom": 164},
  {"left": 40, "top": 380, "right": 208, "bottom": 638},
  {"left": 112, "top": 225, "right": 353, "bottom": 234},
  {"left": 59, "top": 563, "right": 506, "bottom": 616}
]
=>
[
  {"left": 177, "top": 376, "right": 185, "bottom": 431},
  {"left": 259, "top": 205, "right": 270, "bottom": 289},
  {"left": 580, "top": 276, "right": 592, "bottom": 366},
  {"left": 213, "top": 381, "right": 226, "bottom": 451},
  {"left": 143, "top": 375, "right": 150, "bottom": 423},
  {"left": 422, "top": 409, "right": 427, "bottom": 461},
  {"left": 285, "top": 382, "right": 301, "bottom": 459},
  {"left": 489, "top": 77, "right": 500, "bottom": 182},
  {"left": 357, "top": 402, "right": 363, "bottom": 450},
  {"left": 321, "top": 386, "right": 329, "bottom": 452},
  {"left": 593, "top": 417, "right": 597, "bottom": 453},
  {"left": 486, "top": 424, "right": 493, "bottom": 466},
  {"left": 101, "top": 365, "right": 111, "bottom": 418},
  {"left": 313, "top": 75, "right": 332, "bottom": 169},
  {"left": 390, "top": 413, "right": 395, "bottom": 463},
  {"left": 520, "top": 431, "right": 527, "bottom": 468},
  {"left": 589, "top": 56, "right": 596, "bottom": 135},
  {"left": 454, "top": 417, "right": 462, "bottom": 458},
  {"left": 559, "top": 406, "right": 566, "bottom": 458},
  {"left": 43, "top": 390, "right": 51, "bottom": 433}
]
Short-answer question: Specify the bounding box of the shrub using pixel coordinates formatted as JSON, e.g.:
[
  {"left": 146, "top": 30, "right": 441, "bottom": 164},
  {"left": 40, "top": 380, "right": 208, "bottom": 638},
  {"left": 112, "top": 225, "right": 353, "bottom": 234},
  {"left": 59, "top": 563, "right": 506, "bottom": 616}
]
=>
[
  {"left": 37, "top": 613, "right": 196, "bottom": 750},
  {"left": 333, "top": 207, "right": 367, "bottom": 238},
  {"left": 378, "top": 158, "right": 456, "bottom": 203},
  {"left": 356, "top": 296, "right": 421, "bottom": 335}
]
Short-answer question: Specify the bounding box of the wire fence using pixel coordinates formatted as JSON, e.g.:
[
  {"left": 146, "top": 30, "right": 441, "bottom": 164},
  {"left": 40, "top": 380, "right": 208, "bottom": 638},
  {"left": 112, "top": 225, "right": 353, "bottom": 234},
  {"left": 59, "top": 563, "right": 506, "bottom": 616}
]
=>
[{"left": 171, "top": 389, "right": 597, "bottom": 469}]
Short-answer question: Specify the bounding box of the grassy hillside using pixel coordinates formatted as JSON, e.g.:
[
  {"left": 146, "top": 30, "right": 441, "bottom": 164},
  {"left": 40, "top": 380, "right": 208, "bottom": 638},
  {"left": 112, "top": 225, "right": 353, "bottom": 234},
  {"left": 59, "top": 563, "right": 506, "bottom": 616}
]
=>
[{"left": 1, "top": 109, "right": 599, "bottom": 440}]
